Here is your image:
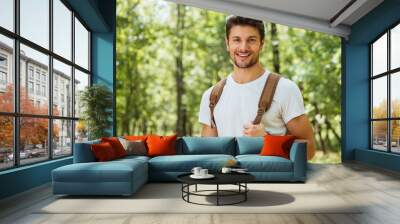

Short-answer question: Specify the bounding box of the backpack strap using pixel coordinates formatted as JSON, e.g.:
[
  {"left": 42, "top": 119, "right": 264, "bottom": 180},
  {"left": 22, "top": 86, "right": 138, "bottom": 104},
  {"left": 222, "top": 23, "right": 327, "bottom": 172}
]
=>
[
  {"left": 209, "top": 78, "right": 227, "bottom": 128},
  {"left": 253, "top": 73, "right": 281, "bottom": 125}
]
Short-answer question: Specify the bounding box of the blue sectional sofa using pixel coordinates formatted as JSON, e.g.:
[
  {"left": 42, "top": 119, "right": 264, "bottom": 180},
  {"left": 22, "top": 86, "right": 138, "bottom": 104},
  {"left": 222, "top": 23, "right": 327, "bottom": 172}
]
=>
[{"left": 52, "top": 137, "right": 307, "bottom": 196}]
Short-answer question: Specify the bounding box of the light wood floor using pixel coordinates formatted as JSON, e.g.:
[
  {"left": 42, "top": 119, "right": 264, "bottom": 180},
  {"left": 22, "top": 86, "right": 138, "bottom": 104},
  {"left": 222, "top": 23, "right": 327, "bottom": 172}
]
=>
[{"left": 1, "top": 162, "right": 400, "bottom": 224}]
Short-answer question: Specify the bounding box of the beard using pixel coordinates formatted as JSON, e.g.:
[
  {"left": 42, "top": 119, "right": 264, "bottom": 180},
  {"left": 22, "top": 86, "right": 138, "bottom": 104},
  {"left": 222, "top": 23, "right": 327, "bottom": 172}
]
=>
[{"left": 231, "top": 52, "right": 259, "bottom": 68}]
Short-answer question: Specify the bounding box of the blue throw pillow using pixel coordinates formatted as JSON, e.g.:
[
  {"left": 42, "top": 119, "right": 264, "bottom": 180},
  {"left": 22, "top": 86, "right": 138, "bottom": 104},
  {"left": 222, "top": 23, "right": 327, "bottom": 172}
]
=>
[
  {"left": 178, "top": 137, "right": 235, "bottom": 155},
  {"left": 236, "top": 137, "right": 263, "bottom": 155}
]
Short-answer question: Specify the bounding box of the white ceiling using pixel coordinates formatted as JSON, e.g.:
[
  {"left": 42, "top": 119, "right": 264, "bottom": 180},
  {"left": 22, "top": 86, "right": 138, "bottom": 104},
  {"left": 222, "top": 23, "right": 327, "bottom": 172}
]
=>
[{"left": 166, "top": 0, "right": 384, "bottom": 38}]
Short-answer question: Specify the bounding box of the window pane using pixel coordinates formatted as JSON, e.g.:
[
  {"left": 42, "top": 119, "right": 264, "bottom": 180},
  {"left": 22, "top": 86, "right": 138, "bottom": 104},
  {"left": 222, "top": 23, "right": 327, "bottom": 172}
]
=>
[
  {"left": 372, "top": 121, "right": 388, "bottom": 151},
  {"left": 74, "top": 69, "right": 89, "bottom": 118},
  {"left": 372, "top": 33, "right": 387, "bottom": 76},
  {"left": 20, "top": 44, "right": 49, "bottom": 115},
  {"left": 20, "top": 0, "right": 49, "bottom": 49},
  {"left": 0, "top": 116, "right": 13, "bottom": 170},
  {"left": 0, "top": 0, "right": 14, "bottom": 31},
  {"left": 75, "top": 120, "right": 88, "bottom": 143},
  {"left": 372, "top": 77, "right": 387, "bottom": 119},
  {"left": 0, "top": 34, "right": 14, "bottom": 112},
  {"left": 391, "top": 72, "right": 400, "bottom": 118},
  {"left": 391, "top": 24, "right": 400, "bottom": 70},
  {"left": 53, "top": 59, "right": 72, "bottom": 117},
  {"left": 74, "top": 17, "right": 89, "bottom": 70},
  {"left": 20, "top": 117, "right": 49, "bottom": 165},
  {"left": 391, "top": 120, "right": 400, "bottom": 153},
  {"left": 53, "top": 0, "right": 72, "bottom": 60},
  {"left": 53, "top": 119, "right": 72, "bottom": 158}
]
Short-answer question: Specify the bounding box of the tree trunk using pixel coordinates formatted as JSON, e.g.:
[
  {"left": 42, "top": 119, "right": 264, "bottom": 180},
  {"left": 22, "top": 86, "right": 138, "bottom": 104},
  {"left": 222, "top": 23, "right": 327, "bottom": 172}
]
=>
[
  {"left": 270, "top": 23, "right": 280, "bottom": 73},
  {"left": 175, "top": 4, "right": 186, "bottom": 136}
]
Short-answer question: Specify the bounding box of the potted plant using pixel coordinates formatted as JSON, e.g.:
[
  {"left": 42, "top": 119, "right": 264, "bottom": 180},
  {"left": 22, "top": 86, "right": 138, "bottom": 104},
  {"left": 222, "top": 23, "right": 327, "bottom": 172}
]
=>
[{"left": 79, "top": 84, "right": 113, "bottom": 140}]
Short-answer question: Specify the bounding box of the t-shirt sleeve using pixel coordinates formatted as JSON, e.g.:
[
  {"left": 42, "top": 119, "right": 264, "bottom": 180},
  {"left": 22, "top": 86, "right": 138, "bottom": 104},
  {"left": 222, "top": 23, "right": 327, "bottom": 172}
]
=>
[
  {"left": 198, "top": 87, "right": 212, "bottom": 126},
  {"left": 281, "top": 80, "right": 305, "bottom": 124}
]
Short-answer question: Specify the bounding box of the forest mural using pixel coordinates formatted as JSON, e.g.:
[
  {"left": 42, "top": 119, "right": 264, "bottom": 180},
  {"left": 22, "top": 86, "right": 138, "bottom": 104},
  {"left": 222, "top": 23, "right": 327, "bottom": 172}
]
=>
[{"left": 116, "top": 0, "right": 342, "bottom": 163}]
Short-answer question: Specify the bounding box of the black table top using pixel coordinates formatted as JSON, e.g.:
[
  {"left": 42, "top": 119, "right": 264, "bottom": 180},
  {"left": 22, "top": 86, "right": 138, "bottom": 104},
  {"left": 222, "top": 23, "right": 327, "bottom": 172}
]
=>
[{"left": 177, "top": 172, "right": 255, "bottom": 185}]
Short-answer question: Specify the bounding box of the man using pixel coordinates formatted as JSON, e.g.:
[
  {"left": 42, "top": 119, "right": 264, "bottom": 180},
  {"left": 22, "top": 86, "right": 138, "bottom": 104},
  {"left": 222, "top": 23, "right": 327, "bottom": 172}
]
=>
[{"left": 198, "top": 16, "right": 315, "bottom": 160}]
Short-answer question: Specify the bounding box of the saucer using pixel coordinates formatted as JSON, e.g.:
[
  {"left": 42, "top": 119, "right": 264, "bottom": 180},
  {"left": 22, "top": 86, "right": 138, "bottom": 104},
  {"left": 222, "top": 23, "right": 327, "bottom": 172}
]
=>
[{"left": 190, "top": 174, "right": 215, "bottom": 179}]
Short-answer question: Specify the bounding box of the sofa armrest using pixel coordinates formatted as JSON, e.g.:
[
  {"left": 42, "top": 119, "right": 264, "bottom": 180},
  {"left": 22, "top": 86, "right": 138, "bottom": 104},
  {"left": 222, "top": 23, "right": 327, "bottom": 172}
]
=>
[
  {"left": 289, "top": 139, "right": 307, "bottom": 182},
  {"left": 73, "top": 140, "right": 100, "bottom": 163}
]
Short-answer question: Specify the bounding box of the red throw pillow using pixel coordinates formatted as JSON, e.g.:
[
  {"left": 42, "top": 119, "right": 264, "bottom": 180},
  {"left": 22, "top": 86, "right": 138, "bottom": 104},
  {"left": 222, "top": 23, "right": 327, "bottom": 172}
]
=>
[
  {"left": 124, "top": 135, "right": 147, "bottom": 141},
  {"left": 146, "top": 134, "right": 177, "bottom": 157},
  {"left": 101, "top": 137, "right": 126, "bottom": 158},
  {"left": 260, "top": 135, "right": 296, "bottom": 159},
  {"left": 91, "top": 142, "right": 117, "bottom": 161}
]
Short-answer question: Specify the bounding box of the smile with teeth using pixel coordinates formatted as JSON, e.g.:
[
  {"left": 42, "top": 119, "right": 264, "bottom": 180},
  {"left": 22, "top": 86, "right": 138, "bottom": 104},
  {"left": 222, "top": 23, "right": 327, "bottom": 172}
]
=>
[{"left": 236, "top": 52, "right": 251, "bottom": 58}]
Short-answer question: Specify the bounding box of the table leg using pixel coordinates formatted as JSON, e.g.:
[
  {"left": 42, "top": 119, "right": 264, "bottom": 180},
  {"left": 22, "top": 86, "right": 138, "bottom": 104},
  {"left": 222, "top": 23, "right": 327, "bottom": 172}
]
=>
[
  {"left": 245, "top": 183, "right": 247, "bottom": 201},
  {"left": 217, "top": 184, "right": 219, "bottom": 206}
]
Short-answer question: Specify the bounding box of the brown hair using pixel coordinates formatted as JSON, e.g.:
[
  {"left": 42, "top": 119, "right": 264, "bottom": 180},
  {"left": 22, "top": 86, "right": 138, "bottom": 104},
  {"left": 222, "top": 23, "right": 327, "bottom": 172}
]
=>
[{"left": 225, "top": 15, "right": 265, "bottom": 40}]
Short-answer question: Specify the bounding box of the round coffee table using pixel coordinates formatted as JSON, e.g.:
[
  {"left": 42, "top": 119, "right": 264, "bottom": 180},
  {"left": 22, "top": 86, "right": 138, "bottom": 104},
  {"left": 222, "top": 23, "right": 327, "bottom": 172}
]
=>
[{"left": 177, "top": 172, "right": 255, "bottom": 206}]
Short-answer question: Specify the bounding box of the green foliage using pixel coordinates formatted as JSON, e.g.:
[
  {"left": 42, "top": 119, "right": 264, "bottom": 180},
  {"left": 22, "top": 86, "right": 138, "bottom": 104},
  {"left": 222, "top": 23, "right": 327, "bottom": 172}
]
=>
[
  {"left": 80, "top": 84, "right": 113, "bottom": 140},
  {"left": 116, "top": 0, "right": 342, "bottom": 163}
]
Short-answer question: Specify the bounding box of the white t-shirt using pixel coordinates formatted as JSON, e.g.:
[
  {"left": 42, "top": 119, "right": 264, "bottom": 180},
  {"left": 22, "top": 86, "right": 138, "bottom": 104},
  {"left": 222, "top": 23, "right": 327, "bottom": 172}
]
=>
[{"left": 198, "top": 71, "right": 305, "bottom": 136}]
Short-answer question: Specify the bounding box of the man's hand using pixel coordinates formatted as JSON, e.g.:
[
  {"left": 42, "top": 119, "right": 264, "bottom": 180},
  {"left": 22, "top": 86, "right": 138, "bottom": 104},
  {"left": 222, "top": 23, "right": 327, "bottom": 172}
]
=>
[
  {"left": 201, "top": 124, "right": 218, "bottom": 136},
  {"left": 243, "top": 123, "right": 265, "bottom": 137}
]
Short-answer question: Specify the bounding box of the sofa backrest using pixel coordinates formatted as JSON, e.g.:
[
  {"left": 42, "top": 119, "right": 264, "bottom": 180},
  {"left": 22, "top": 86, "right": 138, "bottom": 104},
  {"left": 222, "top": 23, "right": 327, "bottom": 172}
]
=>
[
  {"left": 177, "top": 137, "right": 236, "bottom": 155},
  {"left": 235, "top": 137, "right": 263, "bottom": 155},
  {"left": 73, "top": 136, "right": 264, "bottom": 162}
]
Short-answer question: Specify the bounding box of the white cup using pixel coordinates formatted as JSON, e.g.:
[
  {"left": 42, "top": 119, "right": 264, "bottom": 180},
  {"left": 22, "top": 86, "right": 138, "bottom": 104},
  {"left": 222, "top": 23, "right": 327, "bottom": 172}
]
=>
[
  {"left": 191, "top": 167, "right": 202, "bottom": 176},
  {"left": 221, "top": 167, "right": 232, "bottom": 174},
  {"left": 200, "top": 169, "right": 208, "bottom": 176}
]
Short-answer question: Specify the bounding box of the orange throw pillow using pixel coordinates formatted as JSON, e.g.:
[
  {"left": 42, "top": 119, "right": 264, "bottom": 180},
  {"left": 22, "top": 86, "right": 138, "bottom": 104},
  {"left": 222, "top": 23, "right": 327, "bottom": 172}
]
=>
[
  {"left": 124, "top": 135, "right": 147, "bottom": 141},
  {"left": 91, "top": 142, "right": 117, "bottom": 161},
  {"left": 260, "top": 135, "right": 296, "bottom": 159},
  {"left": 101, "top": 137, "right": 126, "bottom": 158},
  {"left": 146, "top": 135, "right": 177, "bottom": 157}
]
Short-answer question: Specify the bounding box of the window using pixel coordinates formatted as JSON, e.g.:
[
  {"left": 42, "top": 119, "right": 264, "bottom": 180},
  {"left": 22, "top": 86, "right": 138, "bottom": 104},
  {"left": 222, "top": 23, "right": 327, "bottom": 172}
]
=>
[
  {"left": 35, "top": 70, "right": 41, "bottom": 81},
  {"left": 0, "top": 0, "right": 91, "bottom": 170},
  {"left": 20, "top": 0, "right": 49, "bottom": 49},
  {"left": 371, "top": 23, "right": 400, "bottom": 154},
  {"left": 29, "top": 67, "right": 34, "bottom": 80},
  {"left": 36, "top": 83, "right": 40, "bottom": 95},
  {"left": 0, "top": 116, "right": 13, "bottom": 170},
  {"left": 0, "top": 54, "right": 8, "bottom": 86},
  {"left": 53, "top": 59, "right": 72, "bottom": 117},
  {"left": 28, "top": 81, "right": 34, "bottom": 94},
  {"left": 0, "top": 71, "right": 6, "bottom": 85},
  {"left": 42, "top": 85, "right": 46, "bottom": 97},
  {"left": 53, "top": 0, "right": 72, "bottom": 60},
  {"left": 75, "top": 18, "right": 90, "bottom": 70},
  {"left": 0, "top": 34, "right": 13, "bottom": 113},
  {"left": 0, "top": 55, "right": 7, "bottom": 67},
  {"left": 0, "top": 0, "right": 14, "bottom": 32}
]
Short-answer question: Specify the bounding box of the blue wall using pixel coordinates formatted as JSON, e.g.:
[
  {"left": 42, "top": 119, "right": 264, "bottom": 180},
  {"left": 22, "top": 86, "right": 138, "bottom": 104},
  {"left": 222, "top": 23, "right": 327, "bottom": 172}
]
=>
[
  {"left": 343, "top": 0, "right": 400, "bottom": 171},
  {"left": 0, "top": 0, "right": 116, "bottom": 200}
]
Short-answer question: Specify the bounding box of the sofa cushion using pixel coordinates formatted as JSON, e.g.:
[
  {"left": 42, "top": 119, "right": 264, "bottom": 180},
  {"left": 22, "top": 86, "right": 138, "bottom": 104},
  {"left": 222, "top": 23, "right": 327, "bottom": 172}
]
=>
[
  {"left": 236, "top": 137, "right": 263, "bottom": 155},
  {"left": 147, "top": 135, "right": 177, "bottom": 157},
  {"left": 178, "top": 137, "right": 235, "bottom": 155},
  {"left": 119, "top": 138, "right": 147, "bottom": 156},
  {"left": 236, "top": 155, "right": 293, "bottom": 172},
  {"left": 148, "top": 154, "right": 235, "bottom": 172},
  {"left": 260, "top": 135, "right": 296, "bottom": 159},
  {"left": 52, "top": 159, "right": 147, "bottom": 183},
  {"left": 101, "top": 137, "right": 127, "bottom": 158},
  {"left": 91, "top": 142, "right": 118, "bottom": 161}
]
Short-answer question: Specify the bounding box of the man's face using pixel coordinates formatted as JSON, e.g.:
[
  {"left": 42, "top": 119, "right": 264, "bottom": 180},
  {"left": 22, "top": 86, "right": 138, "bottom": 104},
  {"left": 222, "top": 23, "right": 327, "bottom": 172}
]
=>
[{"left": 226, "top": 25, "right": 264, "bottom": 69}]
